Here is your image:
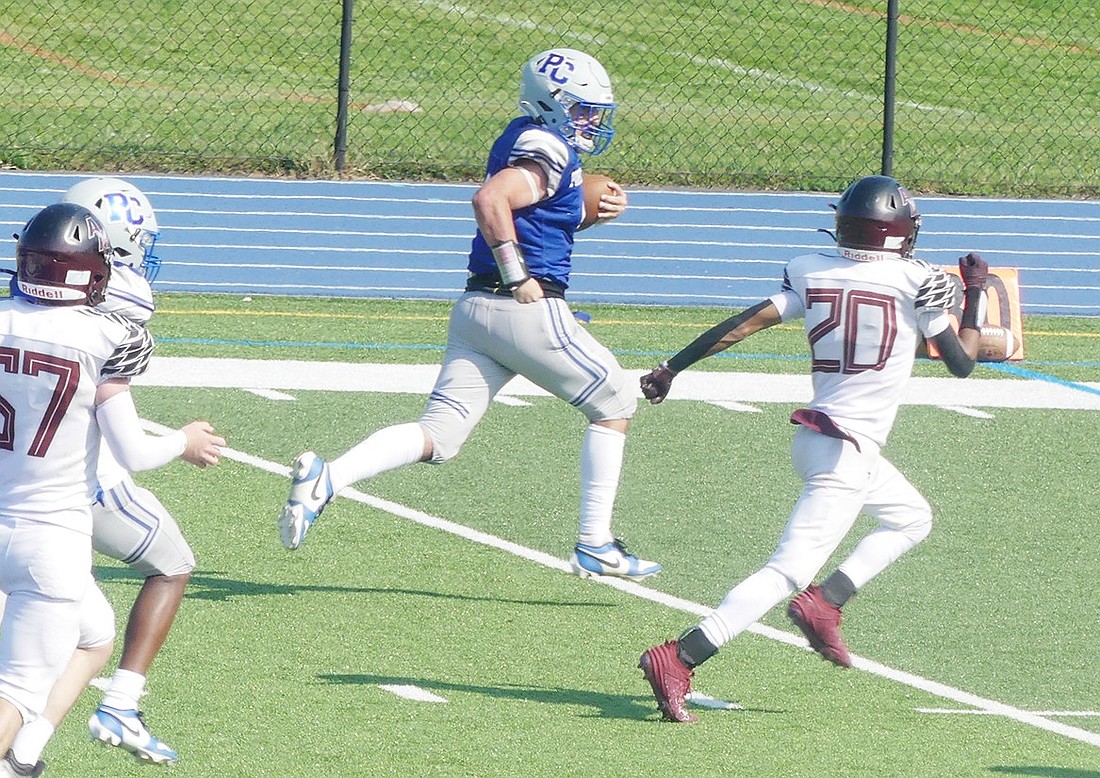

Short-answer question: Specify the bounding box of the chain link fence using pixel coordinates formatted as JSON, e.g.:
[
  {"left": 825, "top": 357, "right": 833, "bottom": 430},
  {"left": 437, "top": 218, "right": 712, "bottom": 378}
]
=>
[{"left": 2, "top": 1, "right": 1097, "bottom": 196}]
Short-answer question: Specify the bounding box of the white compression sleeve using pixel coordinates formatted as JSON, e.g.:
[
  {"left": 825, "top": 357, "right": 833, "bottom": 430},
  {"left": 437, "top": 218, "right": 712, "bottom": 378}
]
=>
[{"left": 95, "top": 391, "right": 186, "bottom": 473}]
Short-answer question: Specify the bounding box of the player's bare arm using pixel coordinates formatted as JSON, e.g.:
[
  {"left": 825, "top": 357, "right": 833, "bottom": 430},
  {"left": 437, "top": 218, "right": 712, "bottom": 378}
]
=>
[
  {"left": 641, "top": 300, "right": 781, "bottom": 404},
  {"left": 931, "top": 252, "right": 988, "bottom": 378},
  {"left": 472, "top": 160, "right": 549, "bottom": 304}
]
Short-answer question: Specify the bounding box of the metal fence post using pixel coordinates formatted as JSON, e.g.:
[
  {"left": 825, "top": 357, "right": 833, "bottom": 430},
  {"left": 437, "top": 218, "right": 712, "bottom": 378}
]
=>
[
  {"left": 334, "top": 0, "right": 354, "bottom": 171},
  {"left": 881, "top": 0, "right": 899, "bottom": 177}
]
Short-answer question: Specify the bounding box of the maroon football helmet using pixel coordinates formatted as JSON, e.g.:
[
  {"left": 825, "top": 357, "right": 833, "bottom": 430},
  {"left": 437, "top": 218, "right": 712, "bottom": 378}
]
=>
[
  {"left": 16, "top": 202, "right": 113, "bottom": 306},
  {"left": 834, "top": 175, "right": 921, "bottom": 260}
]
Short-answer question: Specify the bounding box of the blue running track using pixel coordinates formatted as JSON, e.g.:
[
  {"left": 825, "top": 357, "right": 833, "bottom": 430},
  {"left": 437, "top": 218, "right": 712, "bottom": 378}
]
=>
[{"left": 1, "top": 171, "right": 1096, "bottom": 316}]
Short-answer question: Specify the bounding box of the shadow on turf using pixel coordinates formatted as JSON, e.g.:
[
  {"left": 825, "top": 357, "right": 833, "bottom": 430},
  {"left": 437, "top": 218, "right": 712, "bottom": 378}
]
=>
[
  {"left": 991, "top": 769, "right": 1100, "bottom": 777},
  {"left": 94, "top": 567, "right": 619, "bottom": 608},
  {"left": 320, "top": 673, "right": 782, "bottom": 721}
]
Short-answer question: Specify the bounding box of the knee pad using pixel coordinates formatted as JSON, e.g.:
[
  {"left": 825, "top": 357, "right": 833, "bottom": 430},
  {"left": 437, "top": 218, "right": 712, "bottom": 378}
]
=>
[
  {"left": 93, "top": 481, "right": 196, "bottom": 577},
  {"left": 79, "top": 583, "right": 115, "bottom": 649},
  {"left": 418, "top": 412, "right": 470, "bottom": 464},
  {"left": 582, "top": 381, "right": 636, "bottom": 424},
  {"left": 766, "top": 561, "right": 815, "bottom": 593},
  {"left": 904, "top": 504, "right": 934, "bottom": 545}
]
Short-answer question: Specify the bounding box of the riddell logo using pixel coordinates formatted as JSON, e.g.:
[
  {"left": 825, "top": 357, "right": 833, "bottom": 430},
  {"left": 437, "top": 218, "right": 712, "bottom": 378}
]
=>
[
  {"left": 18, "top": 281, "right": 82, "bottom": 301},
  {"left": 840, "top": 247, "right": 895, "bottom": 262}
]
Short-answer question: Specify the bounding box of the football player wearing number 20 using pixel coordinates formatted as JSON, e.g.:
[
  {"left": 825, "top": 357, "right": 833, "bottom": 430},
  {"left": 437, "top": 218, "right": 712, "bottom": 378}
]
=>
[
  {"left": 637, "top": 175, "right": 988, "bottom": 723},
  {"left": 279, "top": 49, "right": 662, "bottom": 581},
  {"left": 0, "top": 203, "right": 223, "bottom": 776}
]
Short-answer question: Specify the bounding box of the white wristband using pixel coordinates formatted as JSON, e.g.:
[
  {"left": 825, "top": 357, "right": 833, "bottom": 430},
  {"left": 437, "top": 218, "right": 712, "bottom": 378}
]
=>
[{"left": 490, "top": 240, "right": 531, "bottom": 287}]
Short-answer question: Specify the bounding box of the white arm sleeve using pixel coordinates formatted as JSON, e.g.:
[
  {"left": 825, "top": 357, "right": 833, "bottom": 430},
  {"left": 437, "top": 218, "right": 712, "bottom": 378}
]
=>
[{"left": 96, "top": 391, "right": 186, "bottom": 473}]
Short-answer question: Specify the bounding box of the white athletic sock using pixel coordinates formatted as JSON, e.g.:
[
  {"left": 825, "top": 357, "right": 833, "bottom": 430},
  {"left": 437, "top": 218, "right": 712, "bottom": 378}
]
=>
[
  {"left": 698, "top": 566, "right": 796, "bottom": 648},
  {"left": 102, "top": 668, "right": 146, "bottom": 711},
  {"left": 10, "top": 716, "right": 54, "bottom": 766},
  {"left": 328, "top": 423, "right": 427, "bottom": 490},
  {"left": 577, "top": 424, "right": 626, "bottom": 547}
]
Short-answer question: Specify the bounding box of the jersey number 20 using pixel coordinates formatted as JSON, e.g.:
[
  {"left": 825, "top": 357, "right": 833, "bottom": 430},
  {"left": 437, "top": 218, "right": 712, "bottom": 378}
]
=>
[{"left": 805, "top": 287, "right": 897, "bottom": 374}]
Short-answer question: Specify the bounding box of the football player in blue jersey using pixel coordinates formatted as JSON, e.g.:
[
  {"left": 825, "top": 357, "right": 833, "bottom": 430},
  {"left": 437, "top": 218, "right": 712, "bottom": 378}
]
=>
[
  {"left": 65, "top": 178, "right": 191, "bottom": 766},
  {"left": 280, "top": 49, "right": 661, "bottom": 581}
]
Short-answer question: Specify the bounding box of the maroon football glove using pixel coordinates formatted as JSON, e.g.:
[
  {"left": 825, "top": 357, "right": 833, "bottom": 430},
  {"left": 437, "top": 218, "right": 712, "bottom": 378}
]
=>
[
  {"left": 958, "top": 252, "right": 989, "bottom": 290},
  {"left": 640, "top": 363, "right": 676, "bottom": 404}
]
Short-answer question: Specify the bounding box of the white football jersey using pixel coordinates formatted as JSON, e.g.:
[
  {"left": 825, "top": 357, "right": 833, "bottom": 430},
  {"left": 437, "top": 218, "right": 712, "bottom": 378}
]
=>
[
  {"left": 0, "top": 298, "right": 153, "bottom": 530},
  {"left": 95, "top": 262, "right": 156, "bottom": 488},
  {"left": 99, "top": 261, "right": 155, "bottom": 325},
  {"left": 770, "top": 250, "right": 956, "bottom": 446}
]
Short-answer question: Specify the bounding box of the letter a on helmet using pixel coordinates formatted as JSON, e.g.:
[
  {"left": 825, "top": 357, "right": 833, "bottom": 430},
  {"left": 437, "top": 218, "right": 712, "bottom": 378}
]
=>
[{"left": 16, "top": 203, "right": 113, "bottom": 306}]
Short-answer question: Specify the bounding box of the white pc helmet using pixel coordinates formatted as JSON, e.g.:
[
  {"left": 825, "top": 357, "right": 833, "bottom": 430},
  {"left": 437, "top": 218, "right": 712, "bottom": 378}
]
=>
[
  {"left": 61, "top": 177, "right": 161, "bottom": 280},
  {"left": 519, "top": 49, "right": 616, "bottom": 155}
]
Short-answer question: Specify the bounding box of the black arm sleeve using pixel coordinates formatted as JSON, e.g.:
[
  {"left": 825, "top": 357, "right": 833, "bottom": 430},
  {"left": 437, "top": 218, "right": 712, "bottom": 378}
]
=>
[
  {"left": 99, "top": 312, "right": 155, "bottom": 378},
  {"left": 931, "top": 328, "right": 976, "bottom": 378},
  {"left": 666, "top": 300, "right": 773, "bottom": 374},
  {"left": 959, "top": 287, "right": 984, "bottom": 331}
]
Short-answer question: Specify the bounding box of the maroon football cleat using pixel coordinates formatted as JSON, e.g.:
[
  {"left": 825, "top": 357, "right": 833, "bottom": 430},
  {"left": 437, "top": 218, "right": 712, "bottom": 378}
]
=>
[
  {"left": 639, "top": 641, "right": 698, "bottom": 723},
  {"left": 787, "top": 584, "right": 852, "bottom": 668}
]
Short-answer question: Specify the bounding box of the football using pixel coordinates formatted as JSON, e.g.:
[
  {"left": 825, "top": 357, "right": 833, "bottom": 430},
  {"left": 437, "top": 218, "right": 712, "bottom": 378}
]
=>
[
  {"left": 976, "top": 325, "right": 1018, "bottom": 362},
  {"left": 579, "top": 173, "right": 614, "bottom": 230}
]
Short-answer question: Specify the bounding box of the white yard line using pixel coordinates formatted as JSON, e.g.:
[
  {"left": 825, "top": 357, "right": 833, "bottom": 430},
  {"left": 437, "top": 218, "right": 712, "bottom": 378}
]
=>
[
  {"left": 707, "top": 400, "right": 764, "bottom": 413},
  {"left": 937, "top": 405, "right": 995, "bottom": 419},
  {"left": 134, "top": 357, "right": 1100, "bottom": 411},
  {"left": 137, "top": 358, "right": 1100, "bottom": 746},
  {"left": 379, "top": 684, "right": 447, "bottom": 704},
  {"left": 918, "top": 709, "right": 1100, "bottom": 717},
  {"left": 242, "top": 388, "right": 296, "bottom": 401}
]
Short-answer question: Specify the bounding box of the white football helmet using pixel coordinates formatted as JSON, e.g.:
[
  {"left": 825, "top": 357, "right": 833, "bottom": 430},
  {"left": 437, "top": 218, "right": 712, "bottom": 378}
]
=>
[
  {"left": 62, "top": 177, "right": 162, "bottom": 280},
  {"left": 519, "top": 49, "right": 616, "bottom": 155}
]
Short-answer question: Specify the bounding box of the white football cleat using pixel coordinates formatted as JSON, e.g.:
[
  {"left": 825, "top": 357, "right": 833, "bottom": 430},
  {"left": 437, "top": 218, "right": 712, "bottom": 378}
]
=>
[
  {"left": 88, "top": 705, "right": 178, "bottom": 765},
  {"left": 279, "top": 451, "right": 333, "bottom": 550},
  {"left": 570, "top": 538, "right": 661, "bottom": 581}
]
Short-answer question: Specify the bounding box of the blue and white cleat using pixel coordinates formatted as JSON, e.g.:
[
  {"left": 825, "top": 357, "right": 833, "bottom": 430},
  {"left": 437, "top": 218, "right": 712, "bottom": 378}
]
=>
[
  {"left": 279, "top": 451, "right": 333, "bottom": 550},
  {"left": 88, "top": 705, "right": 178, "bottom": 765},
  {"left": 570, "top": 538, "right": 661, "bottom": 581}
]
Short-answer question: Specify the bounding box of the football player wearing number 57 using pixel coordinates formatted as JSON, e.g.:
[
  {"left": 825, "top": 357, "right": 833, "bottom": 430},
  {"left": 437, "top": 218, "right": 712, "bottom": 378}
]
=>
[
  {"left": 279, "top": 49, "right": 660, "bottom": 581},
  {"left": 2, "top": 179, "right": 200, "bottom": 771},
  {"left": 0, "top": 203, "right": 223, "bottom": 774},
  {"left": 637, "top": 175, "right": 987, "bottom": 723}
]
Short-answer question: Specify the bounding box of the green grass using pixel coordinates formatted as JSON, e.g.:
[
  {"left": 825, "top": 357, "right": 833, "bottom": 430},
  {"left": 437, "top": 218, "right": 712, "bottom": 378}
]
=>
[
  {"left": 32, "top": 294, "right": 1099, "bottom": 775},
  {"left": 149, "top": 293, "right": 1099, "bottom": 382},
  {"left": 1, "top": 2, "right": 1098, "bottom": 194}
]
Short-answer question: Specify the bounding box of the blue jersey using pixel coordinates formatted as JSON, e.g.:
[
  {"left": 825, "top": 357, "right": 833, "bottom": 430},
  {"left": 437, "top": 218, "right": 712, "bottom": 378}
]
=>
[{"left": 468, "top": 117, "right": 585, "bottom": 288}]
